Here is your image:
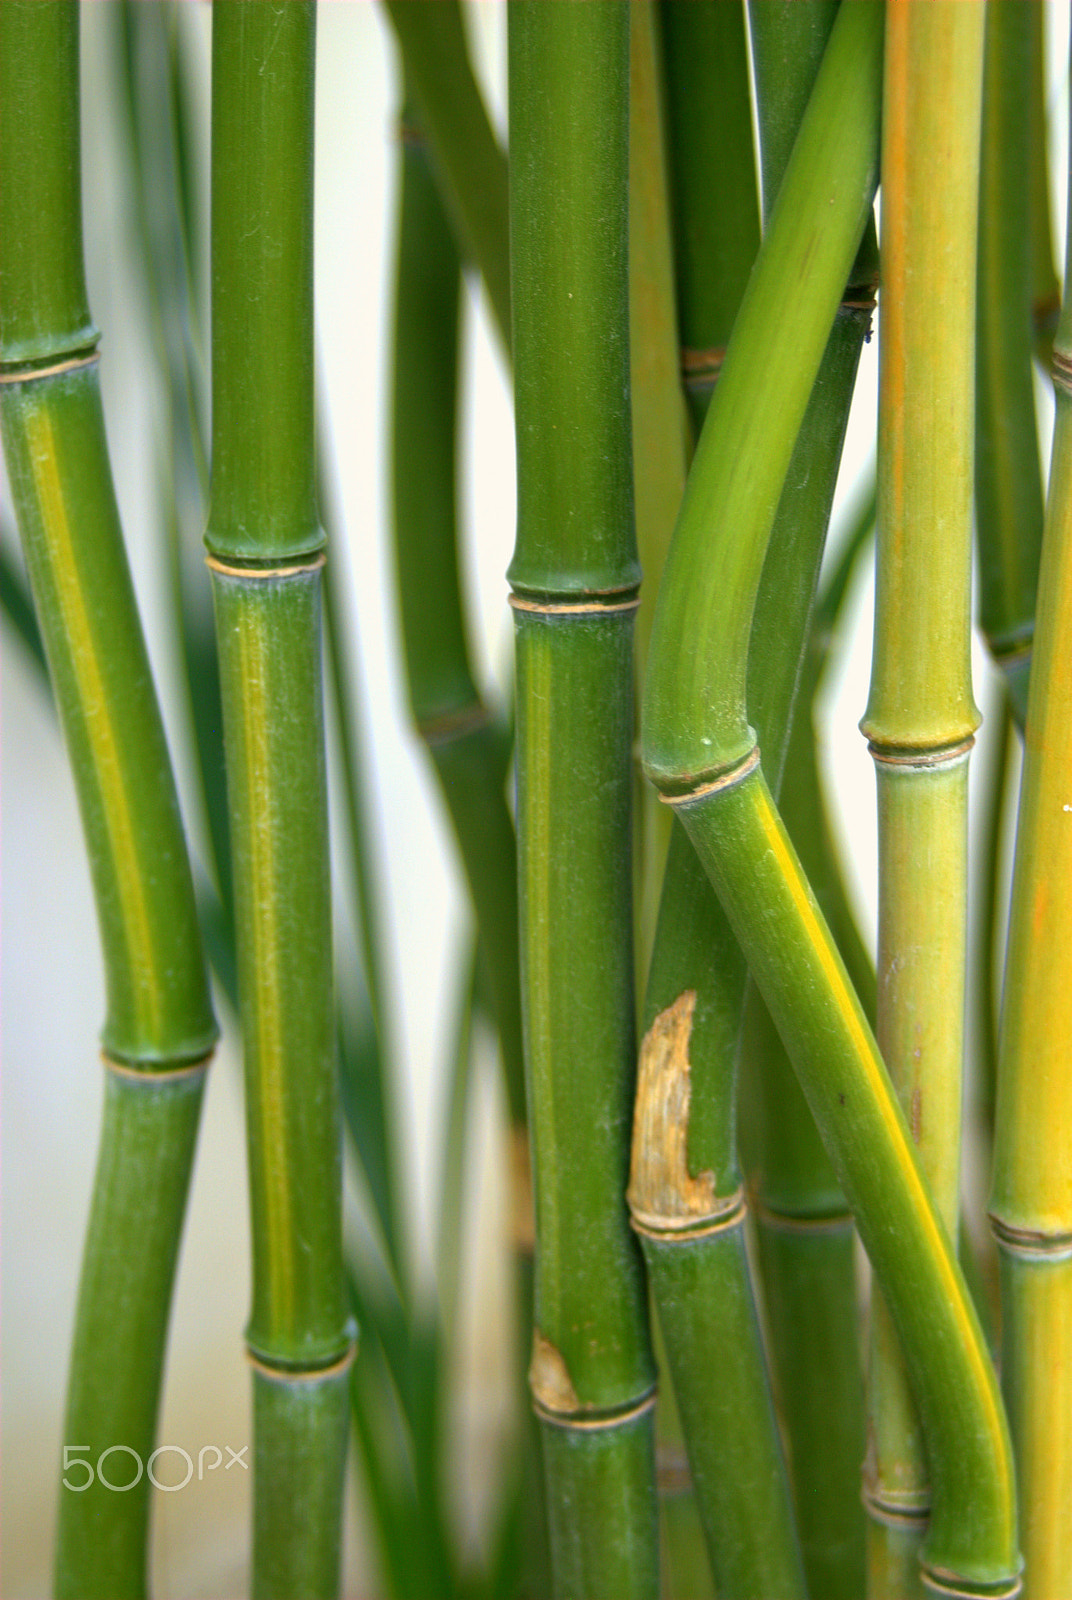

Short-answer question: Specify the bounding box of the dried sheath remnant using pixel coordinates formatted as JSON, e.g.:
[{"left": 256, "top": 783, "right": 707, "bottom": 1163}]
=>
[
  {"left": 627, "top": 991, "right": 721, "bottom": 1233},
  {"left": 530, "top": 1327, "right": 582, "bottom": 1417}
]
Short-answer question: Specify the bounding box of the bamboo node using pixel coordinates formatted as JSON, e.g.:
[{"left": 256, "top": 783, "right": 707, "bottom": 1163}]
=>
[
  {"left": 661, "top": 746, "right": 760, "bottom": 809},
  {"left": 246, "top": 1340, "right": 357, "bottom": 1385},
  {"left": 751, "top": 1199, "right": 854, "bottom": 1236},
  {"left": 417, "top": 700, "right": 492, "bottom": 747},
  {"left": 528, "top": 1330, "right": 656, "bottom": 1430},
  {"left": 656, "top": 1445, "right": 692, "bottom": 1497},
  {"left": 680, "top": 345, "right": 725, "bottom": 392},
  {"left": 1034, "top": 288, "right": 1061, "bottom": 338},
  {"left": 205, "top": 551, "right": 327, "bottom": 580},
  {"left": 508, "top": 592, "right": 640, "bottom": 617},
  {"left": 0, "top": 350, "right": 101, "bottom": 384},
  {"left": 1052, "top": 347, "right": 1072, "bottom": 396},
  {"left": 920, "top": 1565, "right": 1023, "bottom": 1599},
  {"left": 861, "top": 1481, "right": 930, "bottom": 1527},
  {"left": 628, "top": 992, "right": 744, "bottom": 1238},
  {"left": 988, "top": 1213, "right": 1072, "bottom": 1260},
  {"left": 867, "top": 736, "right": 974, "bottom": 770},
  {"left": 101, "top": 1048, "right": 214, "bottom": 1084}
]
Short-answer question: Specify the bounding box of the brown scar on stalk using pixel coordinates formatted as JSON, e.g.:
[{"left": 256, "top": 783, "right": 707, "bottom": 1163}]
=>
[{"left": 627, "top": 990, "right": 719, "bottom": 1229}]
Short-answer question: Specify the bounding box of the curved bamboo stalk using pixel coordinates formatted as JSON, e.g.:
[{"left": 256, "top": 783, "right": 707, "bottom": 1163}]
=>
[
  {"left": 739, "top": 502, "right": 876, "bottom": 1600},
  {"left": 641, "top": 5, "right": 1021, "bottom": 1594},
  {"left": 975, "top": 0, "right": 1047, "bottom": 731},
  {"left": 742, "top": 12, "right": 875, "bottom": 1588},
  {"left": 628, "top": 8, "right": 807, "bottom": 1596},
  {"left": 0, "top": 4, "right": 217, "bottom": 1594},
  {"left": 508, "top": 6, "right": 657, "bottom": 1592},
  {"left": 207, "top": 5, "right": 353, "bottom": 1593},
  {"left": 382, "top": 0, "right": 510, "bottom": 354},
  {"left": 990, "top": 96, "right": 1072, "bottom": 1597}
]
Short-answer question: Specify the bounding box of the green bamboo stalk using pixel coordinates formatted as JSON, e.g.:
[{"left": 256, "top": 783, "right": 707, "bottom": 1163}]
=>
[
  {"left": 741, "top": 24, "right": 876, "bottom": 1598},
  {"left": 630, "top": 844, "right": 806, "bottom": 1600},
  {"left": 0, "top": 4, "right": 218, "bottom": 1594},
  {"left": 990, "top": 100, "right": 1072, "bottom": 1597},
  {"left": 390, "top": 94, "right": 524, "bottom": 1134},
  {"left": 509, "top": 6, "right": 657, "bottom": 1593},
  {"left": 628, "top": 0, "right": 688, "bottom": 993},
  {"left": 860, "top": 8, "right": 987, "bottom": 1591},
  {"left": 627, "top": 9, "right": 808, "bottom": 1597},
  {"left": 382, "top": 0, "right": 510, "bottom": 354},
  {"left": 641, "top": 4, "right": 1021, "bottom": 1594},
  {"left": 388, "top": 87, "right": 551, "bottom": 1599},
  {"left": 207, "top": 5, "right": 353, "bottom": 1594},
  {"left": 637, "top": 4, "right": 877, "bottom": 1589},
  {"left": 1028, "top": 0, "right": 1060, "bottom": 375},
  {"left": 738, "top": 502, "right": 875, "bottom": 1600},
  {"left": 1, "top": 531, "right": 48, "bottom": 678},
  {"left": 659, "top": 0, "right": 758, "bottom": 442},
  {"left": 975, "top": 0, "right": 1047, "bottom": 732}
]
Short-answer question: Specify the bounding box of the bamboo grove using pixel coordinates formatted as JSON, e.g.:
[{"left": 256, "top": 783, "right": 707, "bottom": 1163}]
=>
[{"left": 2, "top": 2, "right": 1071, "bottom": 1598}]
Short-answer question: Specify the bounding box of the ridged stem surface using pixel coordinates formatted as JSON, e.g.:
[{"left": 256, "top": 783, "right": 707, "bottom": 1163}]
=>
[
  {"left": 974, "top": 0, "right": 1046, "bottom": 729},
  {"left": 642, "top": 4, "right": 1020, "bottom": 1592},
  {"left": 991, "top": 138, "right": 1072, "bottom": 1596},
  {"left": 390, "top": 99, "right": 523, "bottom": 1128},
  {"left": 742, "top": 10, "right": 875, "bottom": 1591},
  {"left": 1, "top": 5, "right": 217, "bottom": 1594},
  {"left": 861, "top": 9, "right": 986, "bottom": 1586},
  {"left": 208, "top": 5, "right": 352, "bottom": 1593},
  {"left": 630, "top": 8, "right": 811, "bottom": 1594},
  {"left": 382, "top": 0, "right": 510, "bottom": 352},
  {"left": 509, "top": 7, "right": 656, "bottom": 1593}
]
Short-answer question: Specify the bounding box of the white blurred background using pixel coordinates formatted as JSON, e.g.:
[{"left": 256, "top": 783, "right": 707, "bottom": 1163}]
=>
[{"left": 2, "top": 3, "right": 1068, "bottom": 1596}]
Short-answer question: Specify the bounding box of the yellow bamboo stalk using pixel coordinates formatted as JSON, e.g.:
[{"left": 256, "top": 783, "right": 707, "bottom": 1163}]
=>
[{"left": 990, "top": 172, "right": 1072, "bottom": 1593}]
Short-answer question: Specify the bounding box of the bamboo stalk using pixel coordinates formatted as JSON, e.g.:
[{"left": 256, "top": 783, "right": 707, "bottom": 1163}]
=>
[
  {"left": 860, "top": 7, "right": 987, "bottom": 1591},
  {"left": 975, "top": 0, "right": 1047, "bottom": 732},
  {"left": 207, "top": 5, "right": 353, "bottom": 1593},
  {"left": 382, "top": 0, "right": 509, "bottom": 354},
  {"left": 508, "top": 6, "right": 657, "bottom": 1593},
  {"left": 390, "top": 94, "right": 524, "bottom": 1134},
  {"left": 638, "top": 3, "right": 877, "bottom": 1588},
  {"left": 641, "top": 4, "right": 1021, "bottom": 1593},
  {"left": 739, "top": 503, "right": 875, "bottom": 1600},
  {"left": 628, "top": 0, "right": 688, "bottom": 993},
  {"left": 1028, "top": 0, "right": 1060, "bottom": 375},
  {"left": 990, "top": 86, "right": 1072, "bottom": 1597},
  {"left": 0, "top": 4, "right": 217, "bottom": 1594},
  {"left": 627, "top": 8, "right": 810, "bottom": 1595},
  {"left": 388, "top": 85, "right": 551, "bottom": 1597}
]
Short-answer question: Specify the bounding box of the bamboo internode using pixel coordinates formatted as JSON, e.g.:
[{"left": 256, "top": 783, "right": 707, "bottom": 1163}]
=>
[
  {"left": 862, "top": 9, "right": 987, "bottom": 1587},
  {"left": 207, "top": 4, "right": 352, "bottom": 1591},
  {"left": 642, "top": 4, "right": 1019, "bottom": 1594},
  {"left": 990, "top": 138, "right": 1072, "bottom": 1594},
  {"left": 509, "top": 6, "right": 657, "bottom": 1591},
  {"left": 1, "top": 4, "right": 217, "bottom": 1592}
]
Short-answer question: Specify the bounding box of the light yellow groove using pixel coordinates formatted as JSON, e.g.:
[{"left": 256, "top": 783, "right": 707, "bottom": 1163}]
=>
[
  {"left": 751, "top": 778, "right": 1013, "bottom": 1544},
  {"left": 25, "top": 404, "right": 159, "bottom": 1042},
  {"left": 236, "top": 602, "right": 295, "bottom": 1337}
]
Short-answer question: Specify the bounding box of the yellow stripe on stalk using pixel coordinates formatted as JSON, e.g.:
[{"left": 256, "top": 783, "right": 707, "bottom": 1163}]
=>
[
  {"left": 750, "top": 778, "right": 1005, "bottom": 1466},
  {"left": 235, "top": 605, "right": 296, "bottom": 1343},
  {"left": 25, "top": 402, "right": 158, "bottom": 1043}
]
